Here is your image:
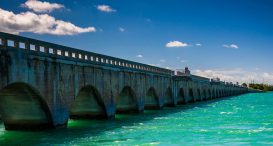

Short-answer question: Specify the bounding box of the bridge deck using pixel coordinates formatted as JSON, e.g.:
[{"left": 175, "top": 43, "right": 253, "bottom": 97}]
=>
[{"left": 0, "top": 32, "right": 173, "bottom": 76}]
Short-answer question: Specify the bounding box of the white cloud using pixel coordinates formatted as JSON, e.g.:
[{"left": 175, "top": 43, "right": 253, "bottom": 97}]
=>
[
  {"left": 97, "top": 5, "right": 116, "bottom": 13},
  {"left": 262, "top": 73, "right": 273, "bottom": 83},
  {"left": 193, "top": 68, "right": 273, "bottom": 84},
  {"left": 146, "top": 18, "right": 151, "bottom": 22},
  {"left": 176, "top": 57, "right": 188, "bottom": 63},
  {"left": 22, "top": 0, "right": 64, "bottom": 13},
  {"left": 0, "top": 8, "right": 96, "bottom": 35},
  {"left": 136, "top": 54, "right": 143, "bottom": 58},
  {"left": 196, "top": 43, "right": 202, "bottom": 46},
  {"left": 223, "top": 44, "right": 239, "bottom": 49},
  {"left": 166, "top": 41, "right": 188, "bottom": 48},
  {"left": 119, "top": 27, "right": 125, "bottom": 32},
  {"left": 148, "top": 63, "right": 161, "bottom": 67},
  {"left": 159, "top": 59, "right": 166, "bottom": 63}
]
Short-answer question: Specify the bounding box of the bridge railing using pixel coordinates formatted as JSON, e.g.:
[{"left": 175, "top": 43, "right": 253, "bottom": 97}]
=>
[
  {"left": 191, "top": 75, "right": 210, "bottom": 83},
  {"left": 0, "top": 32, "right": 174, "bottom": 76}
]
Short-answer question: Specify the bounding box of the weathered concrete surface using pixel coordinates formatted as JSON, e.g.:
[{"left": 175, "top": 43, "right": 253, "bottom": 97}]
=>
[{"left": 0, "top": 32, "right": 248, "bottom": 130}]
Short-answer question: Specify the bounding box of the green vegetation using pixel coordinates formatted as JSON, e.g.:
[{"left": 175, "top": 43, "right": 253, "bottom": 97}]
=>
[
  {"left": 248, "top": 83, "right": 273, "bottom": 91},
  {"left": 242, "top": 83, "right": 247, "bottom": 87}
]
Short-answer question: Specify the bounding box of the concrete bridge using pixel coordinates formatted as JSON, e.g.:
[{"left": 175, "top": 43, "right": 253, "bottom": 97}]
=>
[{"left": 0, "top": 32, "right": 248, "bottom": 130}]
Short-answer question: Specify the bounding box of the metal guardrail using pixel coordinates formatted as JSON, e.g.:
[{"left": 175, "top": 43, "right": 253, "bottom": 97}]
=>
[{"left": 0, "top": 32, "right": 174, "bottom": 76}]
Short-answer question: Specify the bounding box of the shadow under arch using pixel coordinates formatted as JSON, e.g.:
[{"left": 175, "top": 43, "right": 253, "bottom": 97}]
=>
[
  {"left": 164, "top": 87, "right": 174, "bottom": 106},
  {"left": 0, "top": 82, "right": 53, "bottom": 130},
  {"left": 188, "top": 88, "right": 194, "bottom": 103},
  {"left": 208, "top": 89, "right": 212, "bottom": 99},
  {"left": 212, "top": 89, "right": 216, "bottom": 99},
  {"left": 177, "top": 88, "right": 186, "bottom": 104},
  {"left": 203, "top": 89, "right": 207, "bottom": 100},
  {"left": 116, "top": 86, "right": 138, "bottom": 114},
  {"left": 197, "top": 89, "right": 202, "bottom": 101},
  {"left": 70, "top": 85, "right": 107, "bottom": 119},
  {"left": 145, "top": 87, "right": 160, "bottom": 110},
  {"left": 216, "top": 89, "right": 220, "bottom": 98}
]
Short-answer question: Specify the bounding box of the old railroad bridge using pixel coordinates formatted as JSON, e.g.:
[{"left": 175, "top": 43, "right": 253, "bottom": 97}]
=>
[{"left": 0, "top": 32, "right": 250, "bottom": 130}]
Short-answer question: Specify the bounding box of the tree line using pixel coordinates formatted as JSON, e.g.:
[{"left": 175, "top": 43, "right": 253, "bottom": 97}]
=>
[{"left": 247, "top": 83, "right": 273, "bottom": 91}]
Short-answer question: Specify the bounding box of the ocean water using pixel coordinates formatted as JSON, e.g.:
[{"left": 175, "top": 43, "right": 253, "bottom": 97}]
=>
[{"left": 0, "top": 92, "right": 273, "bottom": 146}]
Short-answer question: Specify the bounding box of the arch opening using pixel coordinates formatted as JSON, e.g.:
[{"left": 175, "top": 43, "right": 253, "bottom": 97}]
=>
[
  {"left": 197, "top": 89, "right": 201, "bottom": 101},
  {"left": 203, "top": 89, "right": 207, "bottom": 100},
  {"left": 212, "top": 89, "right": 215, "bottom": 99},
  {"left": 188, "top": 88, "right": 194, "bottom": 103},
  {"left": 116, "top": 86, "right": 138, "bottom": 113},
  {"left": 145, "top": 87, "right": 160, "bottom": 109},
  {"left": 208, "top": 89, "right": 211, "bottom": 99},
  {"left": 177, "top": 88, "right": 186, "bottom": 104},
  {"left": 70, "top": 85, "right": 107, "bottom": 119},
  {"left": 164, "top": 87, "right": 173, "bottom": 106},
  {"left": 0, "top": 82, "right": 53, "bottom": 130}
]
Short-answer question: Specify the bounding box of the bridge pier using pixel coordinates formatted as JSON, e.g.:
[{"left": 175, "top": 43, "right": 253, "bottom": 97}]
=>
[{"left": 144, "top": 91, "right": 163, "bottom": 110}]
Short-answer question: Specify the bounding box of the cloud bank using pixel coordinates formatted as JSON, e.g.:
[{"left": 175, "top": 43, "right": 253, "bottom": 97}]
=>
[
  {"left": 0, "top": 8, "right": 96, "bottom": 35},
  {"left": 193, "top": 68, "right": 273, "bottom": 84}
]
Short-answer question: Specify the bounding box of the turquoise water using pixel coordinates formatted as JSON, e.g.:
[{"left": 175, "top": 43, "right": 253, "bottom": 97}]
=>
[{"left": 0, "top": 92, "right": 273, "bottom": 145}]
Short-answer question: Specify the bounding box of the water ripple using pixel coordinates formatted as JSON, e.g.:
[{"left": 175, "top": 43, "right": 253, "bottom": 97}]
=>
[{"left": 1, "top": 92, "right": 273, "bottom": 145}]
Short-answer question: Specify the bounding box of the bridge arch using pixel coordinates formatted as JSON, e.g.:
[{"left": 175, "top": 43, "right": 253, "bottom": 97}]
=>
[
  {"left": 208, "top": 89, "right": 211, "bottom": 99},
  {"left": 116, "top": 86, "right": 138, "bottom": 113},
  {"left": 177, "top": 88, "right": 186, "bottom": 104},
  {"left": 0, "top": 82, "right": 53, "bottom": 130},
  {"left": 203, "top": 89, "right": 207, "bottom": 100},
  {"left": 70, "top": 85, "right": 107, "bottom": 119},
  {"left": 145, "top": 87, "right": 160, "bottom": 109},
  {"left": 215, "top": 89, "right": 218, "bottom": 98},
  {"left": 164, "top": 87, "right": 174, "bottom": 106},
  {"left": 212, "top": 89, "right": 215, "bottom": 99},
  {"left": 197, "top": 88, "right": 201, "bottom": 101},
  {"left": 217, "top": 89, "right": 220, "bottom": 97},
  {"left": 188, "top": 88, "right": 194, "bottom": 103}
]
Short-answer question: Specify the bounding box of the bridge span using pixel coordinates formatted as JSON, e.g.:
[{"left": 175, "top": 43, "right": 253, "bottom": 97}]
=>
[{"left": 0, "top": 32, "right": 248, "bottom": 130}]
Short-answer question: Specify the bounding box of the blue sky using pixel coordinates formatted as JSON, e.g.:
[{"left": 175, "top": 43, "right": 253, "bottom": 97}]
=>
[{"left": 0, "top": 0, "right": 273, "bottom": 84}]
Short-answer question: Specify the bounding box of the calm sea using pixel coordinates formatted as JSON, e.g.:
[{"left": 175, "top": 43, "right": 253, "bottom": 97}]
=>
[{"left": 0, "top": 92, "right": 273, "bottom": 145}]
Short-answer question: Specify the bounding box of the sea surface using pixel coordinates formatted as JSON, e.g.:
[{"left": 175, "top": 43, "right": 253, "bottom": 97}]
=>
[{"left": 0, "top": 92, "right": 273, "bottom": 146}]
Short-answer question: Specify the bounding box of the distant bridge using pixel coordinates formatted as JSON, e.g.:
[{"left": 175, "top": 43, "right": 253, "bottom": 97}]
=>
[{"left": 0, "top": 32, "right": 248, "bottom": 130}]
